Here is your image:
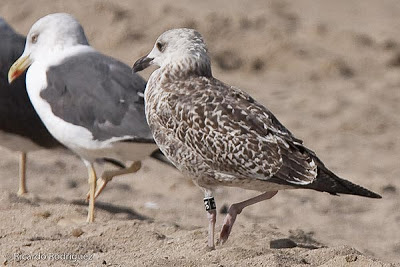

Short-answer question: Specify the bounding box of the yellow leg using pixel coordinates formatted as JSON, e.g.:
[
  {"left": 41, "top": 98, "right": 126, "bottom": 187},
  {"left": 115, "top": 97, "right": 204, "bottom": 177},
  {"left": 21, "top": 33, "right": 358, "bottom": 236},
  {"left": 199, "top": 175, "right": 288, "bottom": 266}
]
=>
[
  {"left": 86, "top": 163, "right": 97, "bottom": 223},
  {"left": 17, "top": 152, "right": 27, "bottom": 195},
  {"left": 86, "top": 161, "right": 142, "bottom": 200}
]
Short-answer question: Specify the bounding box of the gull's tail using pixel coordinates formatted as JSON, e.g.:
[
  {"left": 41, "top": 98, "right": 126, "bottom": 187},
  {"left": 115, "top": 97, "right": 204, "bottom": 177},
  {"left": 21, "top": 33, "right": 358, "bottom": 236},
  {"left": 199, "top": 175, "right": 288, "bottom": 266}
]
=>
[{"left": 307, "top": 166, "right": 382, "bottom": 198}]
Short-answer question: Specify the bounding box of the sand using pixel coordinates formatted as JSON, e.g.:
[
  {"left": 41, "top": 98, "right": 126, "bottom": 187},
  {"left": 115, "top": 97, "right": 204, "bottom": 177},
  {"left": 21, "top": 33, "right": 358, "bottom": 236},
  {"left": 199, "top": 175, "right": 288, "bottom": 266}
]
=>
[{"left": 0, "top": 0, "right": 399, "bottom": 266}]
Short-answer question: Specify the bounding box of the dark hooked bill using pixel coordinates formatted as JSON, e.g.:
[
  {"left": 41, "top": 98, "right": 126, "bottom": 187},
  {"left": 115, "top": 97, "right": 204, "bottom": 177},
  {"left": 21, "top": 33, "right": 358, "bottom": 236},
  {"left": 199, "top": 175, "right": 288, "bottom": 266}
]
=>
[{"left": 132, "top": 55, "right": 153, "bottom": 73}]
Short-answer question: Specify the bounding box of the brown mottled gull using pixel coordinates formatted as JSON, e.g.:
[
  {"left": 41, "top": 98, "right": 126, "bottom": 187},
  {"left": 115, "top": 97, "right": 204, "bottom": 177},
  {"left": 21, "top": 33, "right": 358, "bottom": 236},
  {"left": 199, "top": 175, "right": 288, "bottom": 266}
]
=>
[{"left": 132, "top": 28, "right": 381, "bottom": 248}]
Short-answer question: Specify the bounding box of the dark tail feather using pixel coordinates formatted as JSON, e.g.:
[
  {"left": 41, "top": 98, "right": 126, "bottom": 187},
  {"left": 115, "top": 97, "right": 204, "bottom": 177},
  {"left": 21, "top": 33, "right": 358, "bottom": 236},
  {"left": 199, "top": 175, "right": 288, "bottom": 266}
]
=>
[
  {"left": 150, "top": 149, "right": 175, "bottom": 168},
  {"left": 100, "top": 151, "right": 175, "bottom": 169},
  {"left": 307, "top": 167, "right": 382, "bottom": 199}
]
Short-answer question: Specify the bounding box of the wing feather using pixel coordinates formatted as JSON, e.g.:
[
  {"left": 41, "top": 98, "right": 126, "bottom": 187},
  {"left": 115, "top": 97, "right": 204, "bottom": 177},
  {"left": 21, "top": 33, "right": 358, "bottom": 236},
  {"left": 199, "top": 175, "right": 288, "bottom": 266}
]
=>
[
  {"left": 158, "top": 76, "right": 317, "bottom": 184},
  {"left": 41, "top": 52, "right": 153, "bottom": 142}
]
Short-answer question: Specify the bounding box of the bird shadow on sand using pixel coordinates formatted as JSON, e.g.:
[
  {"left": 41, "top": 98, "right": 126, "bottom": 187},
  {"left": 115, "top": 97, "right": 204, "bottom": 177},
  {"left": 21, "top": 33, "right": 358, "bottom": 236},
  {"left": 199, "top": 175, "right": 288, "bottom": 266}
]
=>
[
  {"left": 7, "top": 192, "right": 150, "bottom": 221},
  {"left": 70, "top": 199, "right": 151, "bottom": 221}
]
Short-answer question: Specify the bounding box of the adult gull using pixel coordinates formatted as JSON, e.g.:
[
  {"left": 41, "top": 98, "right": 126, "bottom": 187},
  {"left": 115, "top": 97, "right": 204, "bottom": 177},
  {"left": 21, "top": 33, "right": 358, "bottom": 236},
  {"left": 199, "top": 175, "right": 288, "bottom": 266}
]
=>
[
  {"left": 0, "top": 17, "right": 61, "bottom": 195},
  {"left": 8, "top": 13, "right": 162, "bottom": 222},
  {"left": 133, "top": 28, "right": 382, "bottom": 248}
]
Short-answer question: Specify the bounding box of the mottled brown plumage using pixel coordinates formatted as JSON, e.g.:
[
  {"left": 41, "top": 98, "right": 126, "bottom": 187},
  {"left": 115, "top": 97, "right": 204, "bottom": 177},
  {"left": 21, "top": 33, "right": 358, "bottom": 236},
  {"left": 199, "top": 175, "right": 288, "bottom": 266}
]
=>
[{"left": 133, "top": 28, "right": 381, "bottom": 248}]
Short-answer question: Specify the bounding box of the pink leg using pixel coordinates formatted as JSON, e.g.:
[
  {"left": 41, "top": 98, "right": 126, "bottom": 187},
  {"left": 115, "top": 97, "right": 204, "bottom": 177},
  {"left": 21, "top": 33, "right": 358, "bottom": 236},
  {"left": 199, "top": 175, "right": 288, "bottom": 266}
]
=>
[
  {"left": 207, "top": 209, "right": 216, "bottom": 249},
  {"left": 219, "top": 191, "right": 278, "bottom": 244},
  {"left": 201, "top": 191, "right": 217, "bottom": 249}
]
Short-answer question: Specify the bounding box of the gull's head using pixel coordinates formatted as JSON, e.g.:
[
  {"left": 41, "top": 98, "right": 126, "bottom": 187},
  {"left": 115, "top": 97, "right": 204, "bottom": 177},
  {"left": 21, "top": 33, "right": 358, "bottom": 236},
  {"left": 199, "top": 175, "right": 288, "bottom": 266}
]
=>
[
  {"left": 8, "top": 13, "right": 89, "bottom": 83},
  {"left": 133, "top": 28, "right": 211, "bottom": 77}
]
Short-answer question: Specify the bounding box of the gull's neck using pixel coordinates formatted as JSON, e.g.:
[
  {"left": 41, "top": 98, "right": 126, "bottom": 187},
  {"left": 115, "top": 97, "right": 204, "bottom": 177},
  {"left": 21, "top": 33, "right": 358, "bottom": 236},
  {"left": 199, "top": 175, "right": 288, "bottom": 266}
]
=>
[
  {"left": 36, "top": 44, "right": 95, "bottom": 67},
  {"left": 160, "top": 56, "right": 212, "bottom": 79}
]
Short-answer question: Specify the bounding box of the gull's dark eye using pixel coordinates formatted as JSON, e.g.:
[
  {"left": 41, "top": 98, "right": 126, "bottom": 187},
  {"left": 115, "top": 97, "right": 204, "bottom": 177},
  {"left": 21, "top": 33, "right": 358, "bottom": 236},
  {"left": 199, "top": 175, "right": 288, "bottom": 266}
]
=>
[
  {"left": 31, "top": 34, "right": 39, "bottom": 44},
  {"left": 156, "top": 42, "right": 164, "bottom": 52}
]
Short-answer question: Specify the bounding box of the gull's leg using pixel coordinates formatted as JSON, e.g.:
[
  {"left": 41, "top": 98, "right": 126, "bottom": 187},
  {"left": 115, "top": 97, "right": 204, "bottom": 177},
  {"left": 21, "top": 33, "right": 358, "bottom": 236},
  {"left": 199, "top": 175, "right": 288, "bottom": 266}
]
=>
[
  {"left": 84, "top": 160, "right": 97, "bottom": 223},
  {"left": 17, "top": 152, "right": 27, "bottom": 195},
  {"left": 86, "top": 161, "right": 142, "bottom": 200},
  {"left": 203, "top": 191, "right": 217, "bottom": 249},
  {"left": 219, "top": 191, "right": 278, "bottom": 244}
]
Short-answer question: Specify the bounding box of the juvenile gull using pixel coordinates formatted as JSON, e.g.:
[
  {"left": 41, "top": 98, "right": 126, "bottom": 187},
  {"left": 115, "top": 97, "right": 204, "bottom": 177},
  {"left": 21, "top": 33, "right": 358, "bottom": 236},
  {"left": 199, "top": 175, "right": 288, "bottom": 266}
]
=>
[
  {"left": 133, "top": 28, "right": 382, "bottom": 248},
  {"left": 0, "top": 17, "right": 61, "bottom": 195},
  {"left": 8, "top": 13, "right": 161, "bottom": 222}
]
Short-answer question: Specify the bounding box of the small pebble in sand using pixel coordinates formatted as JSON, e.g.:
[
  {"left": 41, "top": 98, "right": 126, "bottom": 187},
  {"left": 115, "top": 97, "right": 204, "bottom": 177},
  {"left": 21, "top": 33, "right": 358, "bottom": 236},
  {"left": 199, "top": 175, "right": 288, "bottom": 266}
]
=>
[
  {"left": 270, "top": 238, "right": 297, "bottom": 249},
  {"left": 144, "top": 201, "right": 159, "bottom": 209},
  {"left": 153, "top": 232, "right": 166, "bottom": 240},
  {"left": 34, "top": 210, "right": 51, "bottom": 219},
  {"left": 71, "top": 228, "right": 84, "bottom": 237},
  {"left": 345, "top": 254, "right": 358, "bottom": 262}
]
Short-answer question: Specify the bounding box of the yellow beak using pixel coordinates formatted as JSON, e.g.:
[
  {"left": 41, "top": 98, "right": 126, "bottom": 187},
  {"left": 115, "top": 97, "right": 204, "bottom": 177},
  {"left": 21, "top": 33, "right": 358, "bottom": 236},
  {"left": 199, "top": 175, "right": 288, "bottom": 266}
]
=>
[{"left": 8, "top": 55, "right": 32, "bottom": 84}]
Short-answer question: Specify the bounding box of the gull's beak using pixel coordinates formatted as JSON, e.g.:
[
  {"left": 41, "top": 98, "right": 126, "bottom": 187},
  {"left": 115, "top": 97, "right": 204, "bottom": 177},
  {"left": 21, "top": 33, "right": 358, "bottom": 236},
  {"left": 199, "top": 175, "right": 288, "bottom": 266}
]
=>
[
  {"left": 8, "top": 54, "right": 32, "bottom": 84},
  {"left": 132, "top": 55, "right": 153, "bottom": 73}
]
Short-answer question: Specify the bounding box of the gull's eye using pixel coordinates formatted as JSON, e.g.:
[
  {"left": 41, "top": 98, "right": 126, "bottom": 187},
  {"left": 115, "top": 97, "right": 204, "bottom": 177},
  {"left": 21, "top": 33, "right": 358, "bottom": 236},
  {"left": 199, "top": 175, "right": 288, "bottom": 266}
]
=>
[
  {"left": 31, "top": 34, "right": 39, "bottom": 44},
  {"left": 156, "top": 42, "right": 165, "bottom": 52}
]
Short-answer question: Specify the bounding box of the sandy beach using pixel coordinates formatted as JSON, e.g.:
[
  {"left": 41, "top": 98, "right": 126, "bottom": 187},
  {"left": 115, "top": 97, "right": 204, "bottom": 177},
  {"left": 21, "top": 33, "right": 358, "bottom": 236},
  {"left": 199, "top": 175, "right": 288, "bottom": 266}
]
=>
[{"left": 0, "top": 0, "right": 399, "bottom": 266}]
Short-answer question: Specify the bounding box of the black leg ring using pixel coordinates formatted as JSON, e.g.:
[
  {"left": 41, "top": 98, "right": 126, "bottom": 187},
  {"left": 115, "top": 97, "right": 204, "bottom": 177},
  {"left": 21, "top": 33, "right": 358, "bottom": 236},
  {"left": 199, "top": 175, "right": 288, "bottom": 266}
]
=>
[{"left": 204, "top": 197, "right": 216, "bottom": 211}]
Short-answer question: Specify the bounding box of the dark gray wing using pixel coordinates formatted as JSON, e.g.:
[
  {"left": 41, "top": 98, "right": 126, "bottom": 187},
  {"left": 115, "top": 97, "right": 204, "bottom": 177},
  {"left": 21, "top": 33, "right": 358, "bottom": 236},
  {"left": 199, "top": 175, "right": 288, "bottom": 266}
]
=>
[
  {"left": 0, "top": 18, "right": 60, "bottom": 148},
  {"left": 0, "top": 18, "right": 18, "bottom": 36},
  {"left": 41, "top": 52, "right": 154, "bottom": 143},
  {"left": 159, "top": 76, "right": 316, "bottom": 185}
]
